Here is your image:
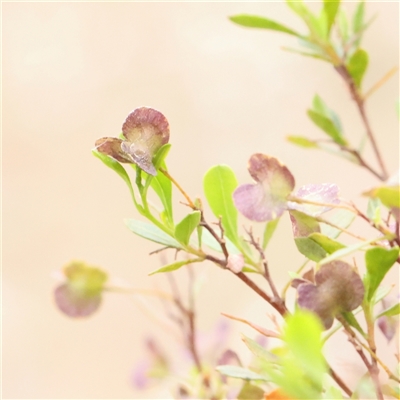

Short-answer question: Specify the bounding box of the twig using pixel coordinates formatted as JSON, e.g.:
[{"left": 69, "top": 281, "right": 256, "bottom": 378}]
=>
[
  {"left": 363, "top": 66, "right": 399, "bottom": 100},
  {"left": 334, "top": 64, "right": 388, "bottom": 181},
  {"left": 329, "top": 367, "right": 353, "bottom": 397}
]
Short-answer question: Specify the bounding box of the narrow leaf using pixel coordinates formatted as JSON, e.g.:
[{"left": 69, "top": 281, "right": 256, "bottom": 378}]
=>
[
  {"left": 364, "top": 247, "right": 399, "bottom": 300},
  {"left": 347, "top": 49, "right": 368, "bottom": 88},
  {"left": 352, "top": 1, "right": 365, "bottom": 34},
  {"left": 230, "top": 14, "right": 301, "bottom": 37},
  {"left": 376, "top": 303, "right": 400, "bottom": 319},
  {"left": 287, "top": 135, "right": 318, "bottom": 148},
  {"left": 149, "top": 258, "right": 203, "bottom": 276},
  {"left": 307, "top": 110, "right": 347, "bottom": 145},
  {"left": 175, "top": 211, "right": 201, "bottom": 246},
  {"left": 323, "top": 0, "right": 340, "bottom": 34},
  {"left": 216, "top": 365, "right": 269, "bottom": 382},
  {"left": 124, "top": 219, "right": 182, "bottom": 249},
  {"left": 203, "top": 165, "right": 239, "bottom": 244},
  {"left": 320, "top": 209, "right": 356, "bottom": 239},
  {"left": 262, "top": 218, "right": 280, "bottom": 249}
]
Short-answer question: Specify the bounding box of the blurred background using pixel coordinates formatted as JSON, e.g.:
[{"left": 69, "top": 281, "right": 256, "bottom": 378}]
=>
[{"left": 3, "top": 2, "right": 399, "bottom": 399}]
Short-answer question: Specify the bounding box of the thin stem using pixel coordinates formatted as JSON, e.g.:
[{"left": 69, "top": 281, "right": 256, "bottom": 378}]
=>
[
  {"left": 363, "top": 66, "right": 399, "bottom": 100},
  {"left": 281, "top": 259, "right": 309, "bottom": 301},
  {"left": 334, "top": 64, "right": 388, "bottom": 181},
  {"left": 329, "top": 367, "right": 353, "bottom": 397}
]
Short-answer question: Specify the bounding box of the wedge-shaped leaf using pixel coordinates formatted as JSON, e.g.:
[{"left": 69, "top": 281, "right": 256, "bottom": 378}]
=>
[
  {"left": 364, "top": 247, "right": 399, "bottom": 301},
  {"left": 175, "top": 211, "right": 201, "bottom": 246},
  {"left": 216, "top": 365, "right": 268, "bottom": 382},
  {"left": 125, "top": 219, "right": 182, "bottom": 249},
  {"left": 230, "top": 14, "right": 301, "bottom": 37},
  {"left": 347, "top": 49, "right": 368, "bottom": 88},
  {"left": 203, "top": 165, "right": 239, "bottom": 244},
  {"left": 234, "top": 154, "right": 295, "bottom": 222},
  {"left": 323, "top": 0, "right": 340, "bottom": 34},
  {"left": 262, "top": 218, "right": 280, "bottom": 249},
  {"left": 149, "top": 257, "right": 203, "bottom": 275},
  {"left": 307, "top": 110, "right": 347, "bottom": 145},
  {"left": 297, "top": 261, "right": 364, "bottom": 329},
  {"left": 287, "top": 135, "right": 318, "bottom": 148},
  {"left": 308, "top": 232, "right": 345, "bottom": 254},
  {"left": 341, "top": 311, "right": 366, "bottom": 336},
  {"left": 377, "top": 303, "right": 400, "bottom": 319}
]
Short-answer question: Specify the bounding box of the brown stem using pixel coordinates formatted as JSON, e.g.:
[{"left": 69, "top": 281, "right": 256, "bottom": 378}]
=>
[
  {"left": 329, "top": 367, "right": 353, "bottom": 397},
  {"left": 335, "top": 64, "right": 388, "bottom": 181}
]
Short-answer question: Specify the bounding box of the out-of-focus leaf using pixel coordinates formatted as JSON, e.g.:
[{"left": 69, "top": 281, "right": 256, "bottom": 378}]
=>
[
  {"left": 174, "top": 211, "right": 201, "bottom": 246},
  {"left": 287, "top": 135, "right": 318, "bottom": 148},
  {"left": 203, "top": 165, "right": 239, "bottom": 244},
  {"left": 216, "top": 365, "right": 269, "bottom": 381},
  {"left": 322, "top": 0, "right": 340, "bottom": 34},
  {"left": 262, "top": 218, "right": 280, "bottom": 249},
  {"left": 318, "top": 236, "right": 380, "bottom": 266},
  {"left": 352, "top": 1, "right": 365, "bottom": 34},
  {"left": 366, "top": 197, "right": 382, "bottom": 224},
  {"left": 125, "top": 219, "right": 182, "bottom": 248},
  {"left": 347, "top": 49, "right": 368, "bottom": 88},
  {"left": 320, "top": 209, "right": 356, "bottom": 239},
  {"left": 229, "top": 15, "right": 301, "bottom": 37},
  {"left": 364, "top": 247, "right": 399, "bottom": 300},
  {"left": 338, "top": 9, "right": 349, "bottom": 42},
  {"left": 312, "top": 95, "right": 342, "bottom": 133},
  {"left": 307, "top": 110, "right": 347, "bottom": 145},
  {"left": 149, "top": 258, "right": 203, "bottom": 275},
  {"left": 308, "top": 232, "right": 345, "bottom": 254},
  {"left": 237, "top": 383, "right": 265, "bottom": 400},
  {"left": 242, "top": 335, "right": 273, "bottom": 361},
  {"left": 323, "top": 386, "right": 344, "bottom": 399},
  {"left": 377, "top": 303, "right": 400, "bottom": 319},
  {"left": 364, "top": 185, "right": 400, "bottom": 209}
]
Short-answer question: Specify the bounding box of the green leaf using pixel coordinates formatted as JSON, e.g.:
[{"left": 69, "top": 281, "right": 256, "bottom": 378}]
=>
[
  {"left": 124, "top": 219, "right": 182, "bottom": 249},
  {"left": 229, "top": 14, "right": 301, "bottom": 37},
  {"left": 318, "top": 236, "right": 380, "bottom": 266},
  {"left": 341, "top": 311, "right": 366, "bottom": 337},
  {"left": 307, "top": 109, "right": 347, "bottom": 145},
  {"left": 352, "top": 1, "right": 365, "bottom": 34},
  {"left": 200, "top": 229, "right": 241, "bottom": 255},
  {"left": 283, "top": 310, "right": 327, "bottom": 390},
  {"left": 320, "top": 209, "right": 356, "bottom": 239},
  {"left": 364, "top": 186, "right": 400, "bottom": 209},
  {"left": 366, "top": 198, "right": 382, "bottom": 224},
  {"left": 295, "top": 237, "right": 327, "bottom": 261},
  {"left": 262, "top": 218, "right": 280, "bottom": 250},
  {"left": 149, "top": 257, "right": 203, "bottom": 275},
  {"left": 364, "top": 247, "right": 399, "bottom": 300},
  {"left": 324, "top": 386, "right": 344, "bottom": 399},
  {"left": 149, "top": 167, "right": 173, "bottom": 224},
  {"left": 347, "top": 49, "right": 368, "bottom": 88},
  {"left": 237, "top": 383, "right": 265, "bottom": 400},
  {"left": 242, "top": 335, "right": 273, "bottom": 362},
  {"left": 312, "top": 95, "right": 342, "bottom": 133},
  {"left": 309, "top": 232, "right": 345, "bottom": 254},
  {"left": 92, "top": 149, "right": 139, "bottom": 207},
  {"left": 323, "top": 0, "right": 340, "bottom": 34},
  {"left": 175, "top": 211, "right": 201, "bottom": 246},
  {"left": 376, "top": 303, "right": 400, "bottom": 319},
  {"left": 287, "top": 135, "right": 318, "bottom": 148},
  {"left": 203, "top": 165, "right": 239, "bottom": 245},
  {"left": 215, "top": 365, "right": 269, "bottom": 382}
]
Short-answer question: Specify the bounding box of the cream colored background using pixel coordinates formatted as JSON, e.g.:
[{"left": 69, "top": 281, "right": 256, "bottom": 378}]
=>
[{"left": 3, "top": 2, "right": 399, "bottom": 399}]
